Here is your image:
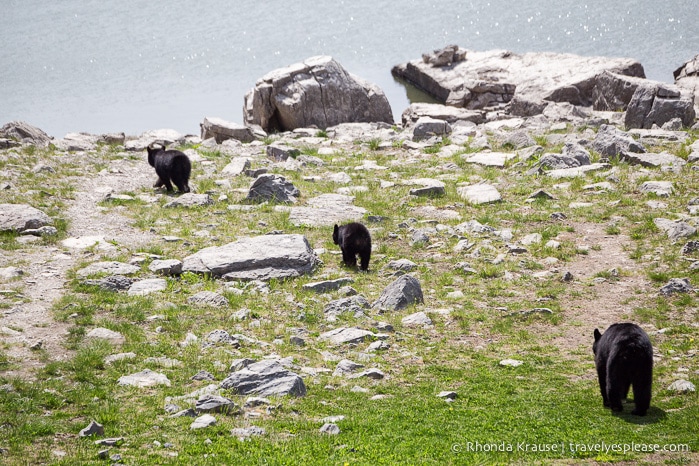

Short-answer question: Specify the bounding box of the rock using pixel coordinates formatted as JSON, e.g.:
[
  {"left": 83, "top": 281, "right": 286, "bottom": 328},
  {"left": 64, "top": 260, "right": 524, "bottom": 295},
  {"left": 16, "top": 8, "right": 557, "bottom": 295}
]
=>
[
  {"left": 246, "top": 174, "right": 299, "bottom": 203},
  {"left": 53, "top": 132, "right": 99, "bottom": 151},
  {"left": 163, "top": 193, "right": 213, "bottom": 208},
  {"left": 372, "top": 275, "right": 424, "bottom": 312},
  {"left": 61, "top": 236, "right": 115, "bottom": 251},
  {"left": 401, "top": 311, "right": 432, "bottom": 327},
  {"left": 653, "top": 218, "right": 696, "bottom": 241},
  {"left": 195, "top": 394, "right": 238, "bottom": 414},
  {"left": 148, "top": 259, "right": 183, "bottom": 276},
  {"left": 231, "top": 426, "right": 266, "bottom": 440},
  {"left": 20, "top": 225, "right": 58, "bottom": 237},
  {"left": 86, "top": 328, "right": 125, "bottom": 345},
  {"left": 206, "top": 330, "right": 239, "bottom": 346},
  {"left": 79, "top": 420, "right": 104, "bottom": 438},
  {"left": 187, "top": 291, "right": 229, "bottom": 307},
  {"left": 0, "top": 266, "right": 23, "bottom": 280},
  {"left": 392, "top": 48, "right": 643, "bottom": 115},
  {"left": 219, "top": 359, "right": 306, "bottom": 397},
  {"left": 591, "top": 125, "right": 645, "bottom": 157},
  {"left": 681, "top": 241, "right": 699, "bottom": 255},
  {"left": 117, "top": 369, "right": 171, "bottom": 388},
  {"left": 0, "top": 204, "right": 52, "bottom": 232},
  {"left": 0, "top": 121, "right": 52, "bottom": 146},
  {"left": 144, "top": 356, "right": 182, "bottom": 368},
  {"left": 545, "top": 163, "right": 611, "bottom": 179},
  {"left": 333, "top": 359, "right": 365, "bottom": 376},
  {"left": 407, "top": 178, "right": 446, "bottom": 197},
  {"left": 285, "top": 193, "right": 367, "bottom": 227},
  {"left": 620, "top": 151, "right": 686, "bottom": 169},
  {"left": 457, "top": 184, "right": 502, "bottom": 204},
  {"left": 412, "top": 117, "right": 451, "bottom": 141},
  {"left": 401, "top": 103, "right": 484, "bottom": 126},
  {"left": 127, "top": 278, "right": 168, "bottom": 296},
  {"left": 386, "top": 259, "right": 417, "bottom": 272},
  {"left": 200, "top": 117, "right": 254, "bottom": 143},
  {"left": 659, "top": 278, "right": 693, "bottom": 296},
  {"left": 303, "top": 278, "right": 353, "bottom": 294},
  {"left": 319, "top": 423, "right": 341, "bottom": 435},
  {"left": 463, "top": 152, "right": 517, "bottom": 168},
  {"left": 124, "top": 129, "right": 184, "bottom": 151},
  {"left": 592, "top": 71, "right": 648, "bottom": 111},
  {"left": 318, "top": 327, "right": 375, "bottom": 345},
  {"left": 77, "top": 261, "right": 140, "bottom": 278},
  {"left": 674, "top": 54, "right": 699, "bottom": 106},
  {"left": 182, "top": 234, "right": 319, "bottom": 281},
  {"left": 190, "top": 414, "right": 217, "bottom": 430},
  {"left": 82, "top": 276, "right": 135, "bottom": 292},
  {"left": 221, "top": 157, "right": 251, "bottom": 176},
  {"left": 499, "top": 359, "right": 523, "bottom": 367},
  {"left": 624, "top": 81, "right": 695, "bottom": 129},
  {"left": 266, "top": 143, "right": 301, "bottom": 162},
  {"left": 324, "top": 295, "right": 370, "bottom": 321},
  {"left": 244, "top": 55, "right": 393, "bottom": 132},
  {"left": 538, "top": 153, "right": 586, "bottom": 170},
  {"left": 437, "top": 391, "right": 458, "bottom": 401},
  {"left": 640, "top": 181, "right": 674, "bottom": 197},
  {"left": 349, "top": 369, "right": 385, "bottom": 380},
  {"left": 667, "top": 379, "right": 696, "bottom": 392}
]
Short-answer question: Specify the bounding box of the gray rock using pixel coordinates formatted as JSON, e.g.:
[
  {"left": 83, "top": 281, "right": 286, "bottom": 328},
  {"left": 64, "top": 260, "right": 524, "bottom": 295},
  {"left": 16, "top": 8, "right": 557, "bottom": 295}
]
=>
[
  {"left": 205, "top": 330, "right": 239, "bottom": 346},
  {"left": 0, "top": 266, "right": 24, "bottom": 280},
  {"left": 333, "top": 359, "right": 365, "bottom": 376},
  {"left": 82, "top": 275, "right": 135, "bottom": 291},
  {"left": 104, "top": 353, "right": 136, "bottom": 367},
  {"left": 190, "top": 414, "right": 217, "bottom": 430},
  {"left": 219, "top": 359, "right": 306, "bottom": 397},
  {"left": 674, "top": 54, "right": 699, "bottom": 106},
  {"left": 20, "top": 225, "right": 58, "bottom": 237},
  {"left": 457, "top": 184, "right": 502, "bottom": 204},
  {"left": 412, "top": 117, "right": 451, "bottom": 141},
  {"left": 437, "top": 391, "right": 458, "bottom": 401},
  {"left": 410, "top": 229, "right": 431, "bottom": 245},
  {"left": 303, "top": 277, "right": 354, "bottom": 294},
  {"left": 324, "top": 295, "right": 370, "bottom": 321},
  {"left": 117, "top": 369, "right": 171, "bottom": 388},
  {"left": 191, "top": 371, "right": 215, "bottom": 381},
  {"left": 124, "top": 129, "right": 185, "bottom": 151},
  {"left": 401, "top": 311, "right": 433, "bottom": 327},
  {"left": 86, "top": 328, "right": 125, "bottom": 344},
  {"left": 401, "top": 103, "right": 484, "bottom": 126},
  {"left": 187, "top": 291, "right": 229, "bottom": 307},
  {"left": 246, "top": 174, "right": 299, "bottom": 203},
  {"left": 54, "top": 132, "right": 99, "bottom": 151},
  {"left": 0, "top": 204, "right": 52, "bottom": 232},
  {"left": 621, "top": 151, "right": 686, "bottom": 169},
  {"left": 127, "top": 278, "right": 167, "bottom": 296},
  {"left": 148, "top": 259, "right": 183, "bottom": 276},
  {"left": 77, "top": 261, "right": 140, "bottom": 278},
  {"left": 653, "top": 218, "right": 696, "bottom": 240},
  {"left": 221, "top": 157, "right": 251, "bottom": 176},
  {"left": 372, "top": 275, "right": 424, "bottom": 312},
  {"left": 640, "top": 181, "right": 674, "bottom": 197},
  {"left": 266, "top": 143, "right": 301, "bottom": 162},
  {"left": 318, "top": 327, "right": 375, "bottom": 345},
  {"left": 230, "top": 358, "right": 256, "bottom": 372},
  {"left": 407, "top": 178, "right": 446, "bottom": 197},
  {"left": 592, "top": 71, "right": 648, "bottom": 111},
  {"left": 244, "top": 55, "right": 393, "bottom": 132},
  {"left": 285, "top": 193, "right": 367, "bottom": 227},
  {"left": 182, "top": 234, "right": 319, "bottom": 281},
  {"left": 231, "top": 426, "right": 266, "bottom": 439},
  {"left": 200, "top": 117, "right": 254, "bottom": 143},
  {"left": 545, "top": 163, "right": 611, "bottom": 179},
  {"left": 591, "top": 125, "right": 645, "bottom": 157},
  {"left": 349, "top": 369, "right": 385, "bottom": 380},
  {"left": 79, "top": 420, "right": 104, "bottom": 437},
  {"left": 195, "top": 394, "right": 238, "bottom": 414},
  {"left": 499, "top": 359, "right": 524, "bottom": 367},
  {"left": 659, "top": 278, "right": 693, "bottom": 296},
  {"left": 386, "top": 259, "right": 417, "bottom": 272},
  {"left": 624, "top": 81, "right": 695, "bottom": 129},
  {"left": 0, "top": 121, "right": 52, "bottom": 146},
  {"left": 163, "top": 193, "right": 213, "bottom": 208},
  {"left": 667, "top": 379, "right": 696, "bottom": 392},
  {"left": 144, "top": 356, "right": 183, "bottom": 368},
  {"left": 538, "top": 153, "right": 586, "bottom": 170},
  {"left": 502, "top": 130, "right": 536, "bottom": 149},
  {"left": 319, "top": 423, "right": 341, "bottom": 435},
  {"left": 681, "top": 241, "right": 699, "bottom": 255}
]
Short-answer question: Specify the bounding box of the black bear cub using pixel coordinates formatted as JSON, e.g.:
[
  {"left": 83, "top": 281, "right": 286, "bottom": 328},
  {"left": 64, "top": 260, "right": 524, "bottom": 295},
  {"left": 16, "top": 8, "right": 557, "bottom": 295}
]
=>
[
  {"left": 333, "top": 222, "right": 371, "bottom": 271},
  {"left": 147, "top": 143, "right": 191, "bottom": 193},
  {"left": 593, "top": 323, "right": 653, "bottom": 416}
]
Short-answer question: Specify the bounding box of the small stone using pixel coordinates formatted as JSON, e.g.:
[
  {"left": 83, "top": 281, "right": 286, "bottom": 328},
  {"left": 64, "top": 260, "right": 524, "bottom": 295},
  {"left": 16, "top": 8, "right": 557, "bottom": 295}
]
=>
[
  {"left": 499, "top": 359, "right": 523, "bottom": 367},
  {"left": 319, "top": 423, "right": 341, "bottom": 435},
  {"left": 79, "top": 420, "right": 104, "bottom": 437},
  {"left": 437, "top": 391, "right": 457, "bottom": 400},
  {"left": 667, "top": 379, "right": 696, "bottom": 392},
  {"left": 190, "top": 414, "right": 217, "bottom": 430}
]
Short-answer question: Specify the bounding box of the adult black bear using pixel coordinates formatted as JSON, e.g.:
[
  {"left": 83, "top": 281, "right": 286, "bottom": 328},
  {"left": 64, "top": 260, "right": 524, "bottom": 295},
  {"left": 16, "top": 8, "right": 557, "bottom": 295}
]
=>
[
  {"left": 333, "top": 222, "right": 371, "bottom": 271},
  {"left": 593, "top": 323, "right": 653, "bottom": 416},
  {"left": 147, "top": 143, "right": 191, "bottom": 193}
]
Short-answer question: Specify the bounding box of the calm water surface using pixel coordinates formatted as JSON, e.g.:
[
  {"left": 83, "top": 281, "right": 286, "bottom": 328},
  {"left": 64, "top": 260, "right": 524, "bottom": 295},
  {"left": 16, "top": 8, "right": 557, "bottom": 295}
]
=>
[{"left": 1, "top": 0, "right": 697, "bottom": 137}]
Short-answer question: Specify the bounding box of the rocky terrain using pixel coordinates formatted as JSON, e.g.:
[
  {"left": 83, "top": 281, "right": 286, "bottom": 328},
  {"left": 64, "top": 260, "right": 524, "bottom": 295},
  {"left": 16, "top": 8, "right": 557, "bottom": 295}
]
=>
[{"left": 0, "top": 47, "right": 698, "bottom": 464}]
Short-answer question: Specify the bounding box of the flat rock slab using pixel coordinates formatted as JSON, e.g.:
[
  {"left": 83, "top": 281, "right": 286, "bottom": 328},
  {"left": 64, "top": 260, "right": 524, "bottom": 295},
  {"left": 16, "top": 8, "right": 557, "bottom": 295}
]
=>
[
  {"left": 221, "top": 157, "right": 251, "bottom": 176},
  {"left": 640, "top": 181, "right": 674, "bottom": 196},
  {"left": 77, "top": 261, "right": 140, "bottom": 278},
  {"left": 0, "top": 204, "right": 52, "bottom": 232},
  {"left": 457, "top": 184, "right": 502, "bottom": 204},
  {"left": 303, "top": 277, "right": 354, "bottom": 293},
  {"left": 163, "top": 194, "right": 213, "bottom": 208},
  {"left": 61, "top": 235, "right": 116, "bottom": 251},
  {"left": 127, "top": 278, "right": 168, "bottom": 296},
  {"left": 283, "top": 194, "right": 367, "bottom": 227},
  {"left": 621, "top": 151, "right": 686, "bottom": 168},
  {"left": 546, "top": 163, "right": 611, "bottom": 179},
  {"left": 406, "top": 178, "right": 446, "bottom": 196},
  {"left": 187, "top": 291, "right": 229, "bottom": 307},
  {"left": 318, "top": 327, "right": 375, "bottom": 345},
  {"left": 219, "top": 359, "right": 306, "bottom": 397},
  {"left": 182, "top": 234, "right": 319, "bottom": 281},
  {"left": 463, "top": 152, "right": 517, "bottom": 167},
  {"left": 117, "top": 369, "right": 171, "bottom": 388},
  {"left": 402, "top": 311, "right": 433, "bottom": 327},
  {"left": 86, "top": 328, "right": 125, "bottom": 345}
]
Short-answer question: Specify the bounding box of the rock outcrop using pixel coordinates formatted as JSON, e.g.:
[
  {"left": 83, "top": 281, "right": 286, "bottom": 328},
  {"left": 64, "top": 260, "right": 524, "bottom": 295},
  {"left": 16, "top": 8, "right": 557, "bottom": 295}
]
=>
[
  {"left": 0, "top": 121, "right": 52, "bottom": 146},
  {"left": 0, "top": 204, "right": 52, "bottom": 233},
  {"left": 674, "top": 54, "right": 699, "bottom": 106},
  {"left": 244, "top": 56, "right": 393, "bottom": 132}
]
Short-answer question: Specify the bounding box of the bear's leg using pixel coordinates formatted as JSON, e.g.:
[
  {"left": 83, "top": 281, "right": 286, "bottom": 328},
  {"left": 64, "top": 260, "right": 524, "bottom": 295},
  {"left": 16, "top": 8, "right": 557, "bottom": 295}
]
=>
[
  {"left": 606, "top": 360, "right": 625, "bottom": 412},
  {"left": 153, "top": 177, "right": 165, "bottom": 188},
  {"left": 342, "top": 249, "right": 357, "bottom": 268},
  {"left": 596, "top": 365, "right": 609, "bottom": 407},
  {"left": 173, "top": 175, "right": 190, "bottom": 193},
  {"left": 359, "top": 250, "right": 370, "bottom": 271},
  {"left": 630, "top": 373, "right": 652, "bottom": 416},
  {"left": 162, "top": 178, "right": 175, "bottom": 192},
  {"left": 622, "top": 380, "right": 631, "bottom": 400}
]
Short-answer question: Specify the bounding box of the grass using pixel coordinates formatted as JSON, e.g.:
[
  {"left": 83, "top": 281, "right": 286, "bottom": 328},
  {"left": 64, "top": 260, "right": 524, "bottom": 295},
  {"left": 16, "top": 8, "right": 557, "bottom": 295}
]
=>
[{"left": 0, "top": 127, "right": 697, "bottom": 464}]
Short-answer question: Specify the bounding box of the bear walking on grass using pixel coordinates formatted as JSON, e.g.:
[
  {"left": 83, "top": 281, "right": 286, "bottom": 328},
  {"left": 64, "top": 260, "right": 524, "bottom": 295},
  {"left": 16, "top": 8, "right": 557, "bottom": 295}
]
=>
[
  {"left": 593, "top": 323, "right": 653, "bottom": 416},
  {"left": 147, "top": 143, "right": 191, "bottom": 193},
  {"left": 333, "top": 222, "right": 371, "bottom": 271}
]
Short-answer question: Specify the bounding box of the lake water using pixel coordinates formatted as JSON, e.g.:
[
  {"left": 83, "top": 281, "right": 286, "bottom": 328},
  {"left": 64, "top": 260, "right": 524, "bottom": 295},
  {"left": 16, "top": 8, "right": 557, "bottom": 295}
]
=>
[{"left": 2, "top": 0, "right": 697, "bottom": 137}]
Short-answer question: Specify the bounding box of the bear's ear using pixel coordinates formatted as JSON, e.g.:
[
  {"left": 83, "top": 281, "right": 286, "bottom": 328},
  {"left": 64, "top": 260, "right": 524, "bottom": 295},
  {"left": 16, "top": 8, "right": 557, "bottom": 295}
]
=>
[
  {"left": 333, "top": 224, "right": 339, "bottom": 234},
  {"left": 594, "top": 328, "right": 602, "bottom": 341}
]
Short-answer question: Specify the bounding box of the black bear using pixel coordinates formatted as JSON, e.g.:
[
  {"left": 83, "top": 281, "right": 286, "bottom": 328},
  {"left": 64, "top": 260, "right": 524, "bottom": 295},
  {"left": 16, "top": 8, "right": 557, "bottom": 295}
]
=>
[
  {"left": 147, "top": 143, "right": 191, "bottom": 193},
  {"left": 593, "top": 323, "right": 653, "bottom": 416},
  {"left": 333, "top": 222, "right": 371, "bottom": 271}
]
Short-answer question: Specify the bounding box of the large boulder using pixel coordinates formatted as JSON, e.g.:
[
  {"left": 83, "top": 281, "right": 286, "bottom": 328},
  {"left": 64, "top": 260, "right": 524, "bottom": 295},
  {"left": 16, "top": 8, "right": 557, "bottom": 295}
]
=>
[
  {"left": 0, "top": 204, "right": 52, "bottom": 232},
  {"left": 624, "top": 81, "right": 695, "bottom": 129},
  {"left": 246, "top": 174, "right": 300, "bottom": 203},
  {"left": 200, "top": 117, "right": 254, "bottom": 143},
  {"left": 219, "top": 360, "right": 306, "bottom": 397},
  {"left": 674, "top": 54, "right": 699, "bottom": 106},
  {"left": 182, "top": 234, "right": 319, "bottom": 281},
  {"left": 592, "top": 71, "right": 649, "bottom": 111},
  {"left": 372, "top": 275, "right": 424, "bottom": 312},
  {"left": 244, "top": 56, "right": 394, "bottom": 132},
  {"left": 391, "top": 47, "right": 644, "bottom": 116},
  {"left": 0, "top": 121, "right": 52, "bottom": 146}
]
